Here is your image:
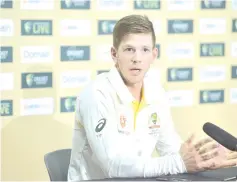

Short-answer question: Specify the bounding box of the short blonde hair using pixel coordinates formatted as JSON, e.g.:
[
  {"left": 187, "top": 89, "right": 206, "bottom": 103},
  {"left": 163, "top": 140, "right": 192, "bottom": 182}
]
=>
[{"left": 113, "top": 14, "right": 156, "bottom": 49}]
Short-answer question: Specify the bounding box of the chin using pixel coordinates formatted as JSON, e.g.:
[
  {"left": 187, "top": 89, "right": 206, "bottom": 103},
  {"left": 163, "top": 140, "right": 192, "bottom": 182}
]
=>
[{"left": 128, "top": 78, "right": 144, "bottom": 85}]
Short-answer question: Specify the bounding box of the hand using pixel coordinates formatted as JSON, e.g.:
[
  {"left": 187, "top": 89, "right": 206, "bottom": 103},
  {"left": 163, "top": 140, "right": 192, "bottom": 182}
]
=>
[
  {"left": 179, "top": 134, "right": 202, "bottom": 173},
  {"left": 195, "top": 139, "right": 227, "bottom": 170},
  {"left": 179, "top": 134, "right": 221, "bottom": 173},
  {"left": 225, "top": 151, "right": 237, "bottom": 167},
  {"left": 208, "top": 149, "right": 237, "bottom": 169},
  {"left": 189, "top": 137, "right": 237, "bottom": 170}
]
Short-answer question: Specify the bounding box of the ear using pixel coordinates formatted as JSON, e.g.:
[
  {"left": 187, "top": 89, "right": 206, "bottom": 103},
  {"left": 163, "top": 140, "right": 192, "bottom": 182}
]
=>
[
  {"left": 151, "top": 46, "right": 158, "bottom": 64},
  {"left": 111, "top": 46, "right": 118, "bottom": 63}
]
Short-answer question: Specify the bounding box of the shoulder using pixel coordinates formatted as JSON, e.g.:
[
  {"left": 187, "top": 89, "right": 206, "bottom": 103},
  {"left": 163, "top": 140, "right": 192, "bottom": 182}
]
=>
[{"left": 77, "top": 72, "right": 113, "bottom": 106}]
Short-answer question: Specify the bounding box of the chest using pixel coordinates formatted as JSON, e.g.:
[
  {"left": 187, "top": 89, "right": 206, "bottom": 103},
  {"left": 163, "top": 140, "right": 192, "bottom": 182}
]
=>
[{"left": 114, "top": 103, "right": 169, "bottom": 138}]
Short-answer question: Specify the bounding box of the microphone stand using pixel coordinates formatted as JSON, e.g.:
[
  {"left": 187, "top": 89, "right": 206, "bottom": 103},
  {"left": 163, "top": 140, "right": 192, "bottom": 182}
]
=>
[{"left": 223, "top": 176, "right": 237, "bottom": 181}]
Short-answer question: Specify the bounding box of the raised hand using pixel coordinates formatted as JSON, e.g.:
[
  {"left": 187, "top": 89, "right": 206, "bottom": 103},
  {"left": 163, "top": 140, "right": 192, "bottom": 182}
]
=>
[
  {"left": 180, "top": 134, "right": 225, "bottom": 172},
  {"left": 179, "top": 134, "right": 204, "bottom": 173}
]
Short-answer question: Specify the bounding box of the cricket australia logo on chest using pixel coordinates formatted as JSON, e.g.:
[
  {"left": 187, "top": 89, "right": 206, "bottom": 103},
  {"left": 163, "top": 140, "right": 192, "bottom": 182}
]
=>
[{"left": 147, "top": 111, "right": 161, "bottom": 137}]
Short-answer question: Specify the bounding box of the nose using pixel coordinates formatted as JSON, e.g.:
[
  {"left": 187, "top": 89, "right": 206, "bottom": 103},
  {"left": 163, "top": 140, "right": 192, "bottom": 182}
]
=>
[{"left": 131, "top": 51, "right": 142, "bottom": 63}]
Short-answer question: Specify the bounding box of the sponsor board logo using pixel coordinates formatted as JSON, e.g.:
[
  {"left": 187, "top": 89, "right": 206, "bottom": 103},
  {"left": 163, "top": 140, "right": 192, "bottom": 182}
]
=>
[
  {"left": 233, "top": 0, "right": 237, "bottom": 10},
  {"left": 200, "top": 90, "right": 224, "bottom": 104},
  {"left": 199, "top": 66, "right": 226, "bottom": 82},
  {"left": 20, "top": 0, "right": 54, "bottom": 10},
  {"left": 0, "top": 19, "right": 14, "bottom": 36},
  {"left": 61, "top": 0, "right": 90, "bottom": 9},
  {"left": 233, "top": 19, "right": 237, "bottom": 32},
  {"left": 0, "top": 46, "right": 13, "bottom": 63},
  {"left": 230, "top": 88, "right": 237, "bottom": 104},
  {"left": 61, "top": 46, "right": 90, "bottom": 61},
  {"left": 167, "top": 0, "right": 194, "bottom": 11},
  {"left": 201, "top": 0, "right": 225, "bottom": 9},
  {"left": 0, "top": 100, "right": 13, "bottom": 116},
  {"left": 20, "top": 97, "right": 54, "bottom": 116},
  {"left": 21, "top": 46, "right": 53, "bottom": 63},
  {"left": 200, "top": 18, "right": 226, "bottom": 34},
  {"left": 167, "top": 42, "right": 194, "bottom": 60},
  {"left": 134, "top": 0, "right": 160, "bottom": 9},
  {"left": 231, "top": 42, "right": 237, "bottom": 58},
  {"left": 200, "top": 43, "right": 225, "bottom": 57},
  {"left": 0, "top": 0, "right": 13, "bottom": 8},
  {"left": 60, "top": 19, "right": 91, "bottom": 36},
  {"left": 21, "top": 72, "right": 53, "bottom": 88},
  {"left": 168, "top": 20, "right": 193, "bottom": 34},
  {"left": 168, "top": 68, "right": 193, "bottom": 82},
  {"left": 21, "top": 20, "right": 52, "bottom": 36},
  {"left": 97, "top": 0, "right": 126, "bottom": 10},
  {"left": 60, "top": 96, "right": 77, "bottom": 112},
  {"left": 60, "top": 71, "right": 91, "bottom": 88},
  {"left": 167, "top": 90, "right": 194, "bottom": 107},
  {"left": 98, "top": 20, "right": 117, "bottom": 35},
  {"left": 232, "top": 66, "right": 237, "bottom": 79}
]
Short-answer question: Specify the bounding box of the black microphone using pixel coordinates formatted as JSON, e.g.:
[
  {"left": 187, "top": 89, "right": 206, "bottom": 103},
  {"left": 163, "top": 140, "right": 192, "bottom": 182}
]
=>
[{"left": 203, "top": 122, "right": 237, "bottom": 152}]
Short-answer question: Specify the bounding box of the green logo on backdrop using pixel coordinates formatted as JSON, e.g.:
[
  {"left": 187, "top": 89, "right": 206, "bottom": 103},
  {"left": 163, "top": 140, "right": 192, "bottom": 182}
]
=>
[
  {"left": 170, "top": 69, "right": 177, "bottom": 80},
  {"left": 98, "top": 20, "right": 117, "bottom": 35},
  {"left": 201, "top": 0, "right": 226, "bottom": 9},
  {"left": 21, "top": 20, "right": 52, "bottom": 36},
  {"left": 24, "top": 21, "right": 32, "bottom": 33},
  {"left": 0, "top": 100, "right": 13, "bottom": 116},
  {"left": 61, "top": 97, "right": 77, "bottom": 112},
  {"left": 168, "top": 68, "right": 192, "bottom": 82},
  {"left": 134, "top": 0, "right": 160, "bottom": 9},
  {"left": 200, "top": 43, "right": 224, "bottom": 56},
  {"left": 65, "top": 0, "right": 72, "bottom": 7},
  {"left": 22, "top": 72, "right": 52, "bottom": 88},
  {"left": 61, "top": 0, "right": 90, "bottom": 9},
  {"left": 26, "top": 74, "right": 34, "bottom": 87},
  {"left": 64, "top": 98, "right": 74, "bottom": 111},
  {"left": 202, "top": 91, "right": 209, "bottom": 102},
  {"left": 201, "top": 44, "right": 209, "bottom": 55},
  {"left": 101, "top": 21, "right": 115, "bottom": 34},
  {"left": 200, "top": 90, "right": 224, "bottom": 104}
]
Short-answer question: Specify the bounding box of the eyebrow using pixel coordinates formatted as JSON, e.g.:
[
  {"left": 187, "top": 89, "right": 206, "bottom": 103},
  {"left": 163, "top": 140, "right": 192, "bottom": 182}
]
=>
[{"left": 122, "top": 45, "right": 152, "bottom": 49}]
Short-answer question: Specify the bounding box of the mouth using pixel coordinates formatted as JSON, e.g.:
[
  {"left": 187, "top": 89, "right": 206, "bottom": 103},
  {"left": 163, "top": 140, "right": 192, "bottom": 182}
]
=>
[
  {"left": 130, "top": 68, "right": 141, "bottom": 71},
  {"left": 130, "top": 68, "right": 142, "bottom": 75}
]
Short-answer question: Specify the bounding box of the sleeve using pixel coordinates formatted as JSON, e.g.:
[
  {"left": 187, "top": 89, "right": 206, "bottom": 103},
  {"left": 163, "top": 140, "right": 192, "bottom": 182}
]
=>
[
  {"left": 79, "top": 88, "right": 187, "bottom": 178},
  {"left": 155, "top": 88, "right": 184, "bottom": 156}
]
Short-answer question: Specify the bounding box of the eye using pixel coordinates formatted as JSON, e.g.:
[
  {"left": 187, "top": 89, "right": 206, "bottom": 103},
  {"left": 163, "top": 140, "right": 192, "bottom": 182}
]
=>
[
  {"left": 125, "top": 48, "right": 134, "bottom": 52},
  {"left": 143, "top": 48, "right": 150, "bottom": 52}
]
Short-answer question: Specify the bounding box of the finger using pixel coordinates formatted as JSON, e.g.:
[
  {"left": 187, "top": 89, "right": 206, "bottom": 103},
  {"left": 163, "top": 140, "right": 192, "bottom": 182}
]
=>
[
  {"left": 221, "top": 159, "right": 237, "bottom": 168},
  {"left": 198, "top": 142, "right": 219, "bottom": 155},
  {"left": 186, "top": 133, "right": 195, "bottom": 145},
  {"left": 227, "top": 152, "right": 237, "bottom": 160},
  {"left": 200, "top": 148, "right": 219, "bottom": 161},
  {"left": 194, "top": 137, "right": 213, "bottom": 150},
  {"left": 198, "top": 160, "right": 216, "bottom": 170}
]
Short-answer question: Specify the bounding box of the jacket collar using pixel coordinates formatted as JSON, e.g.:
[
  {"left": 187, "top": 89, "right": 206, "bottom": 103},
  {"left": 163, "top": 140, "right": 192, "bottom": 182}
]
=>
[
  {"left": 107, "top": 66, "right": 134, "bottom": 105},
  {"left": 107, "top": 66, "right": 163, "bottom": 105}
]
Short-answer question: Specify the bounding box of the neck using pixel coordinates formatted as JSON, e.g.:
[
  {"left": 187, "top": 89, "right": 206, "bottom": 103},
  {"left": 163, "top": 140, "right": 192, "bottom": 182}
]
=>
[
  {"left": 117, "top": 68, "right": 143, "bottom": 101},
  {"left": 126, "top": 82, "right": 143, "bottom": 102}
]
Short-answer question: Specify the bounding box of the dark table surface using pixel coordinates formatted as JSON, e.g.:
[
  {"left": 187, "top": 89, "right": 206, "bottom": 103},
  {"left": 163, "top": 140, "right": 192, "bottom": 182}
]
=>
[{"left": 90, "top": 166, "right": 237, "bottom": 181}]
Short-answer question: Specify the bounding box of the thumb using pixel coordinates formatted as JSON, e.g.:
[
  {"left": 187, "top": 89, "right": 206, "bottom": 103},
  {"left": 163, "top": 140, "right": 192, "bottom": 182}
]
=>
[{"left": 186, "top": 133, "right": 195, "bottom": 145}]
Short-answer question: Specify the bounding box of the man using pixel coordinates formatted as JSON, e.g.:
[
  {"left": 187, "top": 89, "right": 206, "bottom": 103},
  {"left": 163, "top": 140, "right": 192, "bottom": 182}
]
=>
[{"left": 68, "top": 15, "right": 237, "bottom": 181}]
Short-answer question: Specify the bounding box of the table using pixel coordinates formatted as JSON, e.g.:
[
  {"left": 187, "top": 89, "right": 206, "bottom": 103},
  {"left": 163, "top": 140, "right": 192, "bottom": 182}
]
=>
[{"left": 91, "top": 167, "right": 237, "bottom": 181}]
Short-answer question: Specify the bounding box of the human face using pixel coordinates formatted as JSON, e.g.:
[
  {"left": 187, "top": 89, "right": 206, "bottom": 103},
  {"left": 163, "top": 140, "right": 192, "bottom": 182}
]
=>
[{"left": 111, "top": 33, "right": 158, "bottom": 86}]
